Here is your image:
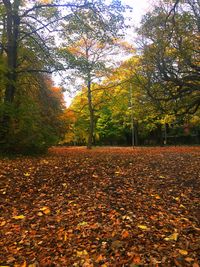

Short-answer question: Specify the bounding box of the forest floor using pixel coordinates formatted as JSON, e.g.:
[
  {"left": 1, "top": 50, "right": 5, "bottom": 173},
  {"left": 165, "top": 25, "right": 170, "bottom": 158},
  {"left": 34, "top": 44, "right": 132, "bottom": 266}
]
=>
[{"left": 0, "top": 146, "right": 200, "bottom": 267}]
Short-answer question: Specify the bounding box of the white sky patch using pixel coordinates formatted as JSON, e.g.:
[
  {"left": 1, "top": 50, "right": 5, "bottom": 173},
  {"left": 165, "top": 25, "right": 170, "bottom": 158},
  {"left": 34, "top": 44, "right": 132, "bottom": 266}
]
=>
[
  {"left": 123, "top": 0, "right": 151, "bottom": 24},
  {"left": 122, "top": 0, "right": 153, "bottom": 44}
]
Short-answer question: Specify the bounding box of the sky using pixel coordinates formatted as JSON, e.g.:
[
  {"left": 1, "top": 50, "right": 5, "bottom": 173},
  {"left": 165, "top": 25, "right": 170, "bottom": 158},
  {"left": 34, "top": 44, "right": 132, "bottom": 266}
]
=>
[
  {"left": 122, "top": 0, "right": 152, "bottom": 25},
  {"left": 121, "top": 0, "right": 153, "bottom": 44}
]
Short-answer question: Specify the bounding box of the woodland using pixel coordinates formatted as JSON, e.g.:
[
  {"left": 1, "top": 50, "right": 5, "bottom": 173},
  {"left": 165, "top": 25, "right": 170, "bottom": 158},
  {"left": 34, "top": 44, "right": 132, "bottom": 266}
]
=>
[
  {"left": 0, "top": 0, "right": 200, "bottom": 266},
  {"left": 0, "top": 0, "right": 199, "bottom": 152}
]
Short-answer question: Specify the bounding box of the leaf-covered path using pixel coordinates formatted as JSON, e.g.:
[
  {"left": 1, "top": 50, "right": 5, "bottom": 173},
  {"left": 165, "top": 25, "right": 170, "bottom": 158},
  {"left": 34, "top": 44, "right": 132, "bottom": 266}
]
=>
[{"left": 0, "top": 147, "right": 200, "bottom": 266}]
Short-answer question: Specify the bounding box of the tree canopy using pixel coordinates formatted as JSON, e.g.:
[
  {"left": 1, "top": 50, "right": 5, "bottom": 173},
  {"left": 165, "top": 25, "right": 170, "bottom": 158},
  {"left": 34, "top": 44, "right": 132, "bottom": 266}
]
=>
[
  {"left": 0, "top": 0, "right": 199, "bottom": 153},
  {"left": 0, "top": 0, "right": 129, "bottom": 152}
]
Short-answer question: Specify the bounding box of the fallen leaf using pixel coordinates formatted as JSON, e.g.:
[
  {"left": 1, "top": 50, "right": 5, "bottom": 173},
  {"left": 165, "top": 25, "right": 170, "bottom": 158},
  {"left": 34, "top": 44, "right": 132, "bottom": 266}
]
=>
[
  {"left": 0, "top": 221, "right": 6, "bottom": 227},
  {"left": 43, "top": 208, "right": 51, "bottom": 215},
  {"left": 40, "top": 206, "right": 48, "bottom": 211},
  {"left": 185, "top": 257, "right": 194, "bottom": 262},
  {"left": 78, "top": 221, "right": 88, "bottom": 227},
  {"left": 13, "top": 215, "right": 25, "bottom": 220},
  {"left": 95, "top": 254, "right": 104, "bottom": 263},
  {"left": 132, "top": 255, "right": 141, "bottom": 264},
  {"left": 178, "top": 249, "right": 188, "bottom": 256},
  {"left": 164, "top": 232, "right": 178, "bottom": 241},
  {"left": 14, "top": 261, "right": 26, "bottom": 267},
  {"left": 137, "top": 224, "right": 149, "bottom": 230},
  {"left": 64, "top": 232, "right": 67, "bottom": 241},
  {"left": 122, "top": 230, "right": 130, "bottom": 238},
  {"left": 40, "top": 206, "right": 51, "bottom": 215},
  {"left": 76, "top": 250, "right": 88, "bottom": 257},
  {"left": 42, "top": 160, "right": 49, "bottom": 164},
  {"left": 82, "top": 260, "right": 94, "bottom": 267},
  {"left": 62, "top": 183, "right": 67, "bottom": 188}
]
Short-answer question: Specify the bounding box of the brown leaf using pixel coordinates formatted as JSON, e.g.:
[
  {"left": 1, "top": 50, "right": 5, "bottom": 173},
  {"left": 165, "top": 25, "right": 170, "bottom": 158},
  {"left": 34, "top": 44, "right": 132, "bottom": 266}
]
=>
[
  {"left": 178, "top": 249, "right": 188, "bottom": 256},
  {"left": 121, "top": 230, "right": 130, "bottom": 238},
  {"left": 95, "top": 254, "right": 104, "bottom": 263},
  {"left": 0, "top": 221, "right": 6, "bottom": 227}
]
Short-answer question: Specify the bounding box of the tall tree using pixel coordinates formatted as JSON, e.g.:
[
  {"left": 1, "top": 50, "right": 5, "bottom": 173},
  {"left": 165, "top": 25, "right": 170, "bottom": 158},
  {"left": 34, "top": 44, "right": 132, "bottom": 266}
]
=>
[
  {"left": 136, "top": 0, "right": 200, "bottom": 116},
  {"left": 0, "top": 0, "right": 126, "bottom": 152},
  {"left": 59, "top": 3, "right": 128, "bottom": 148}
]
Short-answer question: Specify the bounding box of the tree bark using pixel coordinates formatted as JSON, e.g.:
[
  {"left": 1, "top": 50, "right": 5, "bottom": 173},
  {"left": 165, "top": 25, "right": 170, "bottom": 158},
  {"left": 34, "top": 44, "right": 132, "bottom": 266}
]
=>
[
  {"left": 0, "top": 0, "right": 20, "bottom": 147},
  {"left": 87, "top": 76, "right": 94, "bottom": 149},
  {"left": 3, "top": 0, "right": 20, "bottom": 103}
]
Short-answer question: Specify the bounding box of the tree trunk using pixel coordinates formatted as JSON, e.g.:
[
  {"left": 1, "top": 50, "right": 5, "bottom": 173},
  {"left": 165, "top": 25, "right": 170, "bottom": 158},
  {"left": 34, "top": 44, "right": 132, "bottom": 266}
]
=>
[
  {"left": 3, "top": 0, "right": 20, "bottom": 103},
  {"left": 87, "top": 77, "right": 94, "bottom": 149},
  {"left": 134, "top": 122, "right": 139, "bottom": 146},
  {"left": 1, "top": 0, "right": 20, "bottom": 147}
]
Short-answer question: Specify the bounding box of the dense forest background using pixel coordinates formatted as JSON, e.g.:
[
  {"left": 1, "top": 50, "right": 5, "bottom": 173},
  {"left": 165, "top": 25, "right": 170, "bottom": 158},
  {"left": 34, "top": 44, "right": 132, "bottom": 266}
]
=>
[{"left": 0, "top": 0, "right": 199, "bottom": 153}]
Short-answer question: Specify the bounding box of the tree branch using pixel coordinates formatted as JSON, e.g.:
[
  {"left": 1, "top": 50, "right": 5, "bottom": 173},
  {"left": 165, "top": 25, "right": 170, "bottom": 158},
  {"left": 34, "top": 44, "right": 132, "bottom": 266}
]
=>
[{"left": 21, "top": 2, "right": 91, "bottom": 18}]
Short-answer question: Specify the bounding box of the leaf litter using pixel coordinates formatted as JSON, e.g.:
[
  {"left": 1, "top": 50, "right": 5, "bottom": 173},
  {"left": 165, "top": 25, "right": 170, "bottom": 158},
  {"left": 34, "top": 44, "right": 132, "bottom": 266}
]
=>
[{"left": 0, "top": 146, "right": 200, "bottom": 266}]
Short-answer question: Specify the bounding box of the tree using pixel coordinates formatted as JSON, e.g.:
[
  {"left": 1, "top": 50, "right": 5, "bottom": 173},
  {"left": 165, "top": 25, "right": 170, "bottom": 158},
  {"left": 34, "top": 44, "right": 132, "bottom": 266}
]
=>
[
  {"left": 0, "top": 0, "right": 126, "bottom": 152},
  {"left": 0, "top": 56, "right": 66, "bottom": 153},
  {"left": 0, "top": 0, "right": 90, "bottom": 104},
  {"left": 59, "top": 3, "right": 128, "bottom": 148},
  {"left": 137, "top": 0, "right": 200, "bottom": 116},
  {"left": 63, "top": 55, "right": 166, "bottom": 146}
]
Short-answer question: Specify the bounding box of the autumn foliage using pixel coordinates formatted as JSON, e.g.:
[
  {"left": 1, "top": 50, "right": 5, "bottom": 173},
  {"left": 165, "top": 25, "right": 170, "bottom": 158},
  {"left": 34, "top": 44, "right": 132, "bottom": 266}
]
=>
[{"left": 0, "top": 146, "right": 199, "bottom": 266}]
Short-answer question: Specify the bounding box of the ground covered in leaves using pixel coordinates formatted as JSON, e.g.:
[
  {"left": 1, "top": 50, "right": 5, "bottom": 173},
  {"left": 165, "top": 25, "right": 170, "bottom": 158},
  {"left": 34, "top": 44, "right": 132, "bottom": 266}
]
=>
[{"left": 0, "top": 146, "right": 200, "bottom": 267}]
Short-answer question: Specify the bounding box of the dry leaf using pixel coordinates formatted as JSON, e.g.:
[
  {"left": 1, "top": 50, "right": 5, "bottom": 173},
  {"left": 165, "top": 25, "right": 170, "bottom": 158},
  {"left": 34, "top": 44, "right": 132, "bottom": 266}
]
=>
[
  {"left": 43, "top": 208, "right": 51, "bottom": 215},
  {"left": 95, "top": 254, "right": 104, "bottom": 263},
  {"left": 0, "top": 221, "right": 6, "bottom": 227},
  {"left": 77, "top": 250, "right": 88, "bottom": 257},
  {"left": 28, "top": 264, "right": 38, "bottom": 267},
  {"left": 13, "top": 215, "right": 25, "bottom": 220},
  {"left": 122, "top": 230, "right": 130, "bottom": 238},
  {"left": 40, "top": 206, "right": 51, "bottom": 215},
  {"left": 64, "top": 232, "right": 67, "bottom": 241},
  {"left": 164, "top": 232, "right": 178, "bottom": 241},
  {"left": 14, "top": 261, "right": 26, "bottom": 267},
  {"left": 138, "top": 224, "right": 149, "bottom": 230},
  {"left": 178, "top": 249, "right": 188, "bottom": 256},
  {"left": 132, "top": 255, "right": 141, "bottom": 264},
  {"left": 185, "top": 257, "right": 194, "bottom": 263},
  {"left": 78, "top": 221, "right": 88, "bottom": 227}
]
